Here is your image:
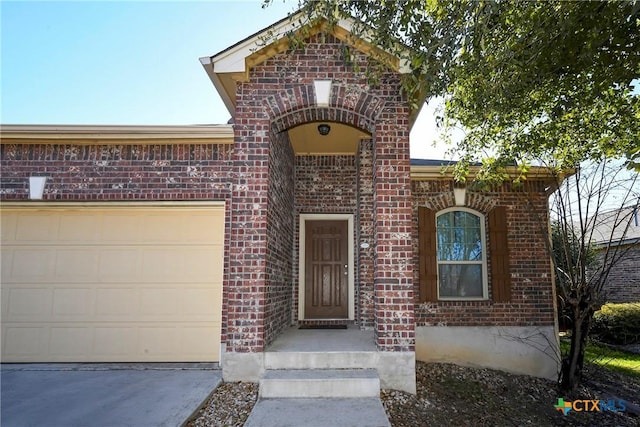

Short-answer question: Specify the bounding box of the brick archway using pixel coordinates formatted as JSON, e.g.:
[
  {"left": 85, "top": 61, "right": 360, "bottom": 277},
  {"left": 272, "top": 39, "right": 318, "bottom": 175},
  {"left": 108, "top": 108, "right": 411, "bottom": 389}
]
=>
[
  {"left": 226, "top": 50, "right": 414, "bottom": 367},
  {"left": 264, "top": 83, "right": 385, "bottom": 134}
]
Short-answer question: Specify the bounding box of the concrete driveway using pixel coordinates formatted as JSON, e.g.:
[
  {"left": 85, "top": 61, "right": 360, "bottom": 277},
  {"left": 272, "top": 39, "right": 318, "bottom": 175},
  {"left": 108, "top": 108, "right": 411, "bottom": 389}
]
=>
[{"left": 1, "top": 364, "right": 221, "bottom": 427}]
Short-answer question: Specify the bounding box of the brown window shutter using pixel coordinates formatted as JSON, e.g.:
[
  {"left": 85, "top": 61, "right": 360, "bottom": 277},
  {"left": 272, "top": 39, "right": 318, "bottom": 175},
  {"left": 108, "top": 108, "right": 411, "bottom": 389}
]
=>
[
  {"left": 489, "top": 206, "right": 511, "bottom": 302},
  {"left": 418, "top": 207, "right": 438, "bottom": 302}
]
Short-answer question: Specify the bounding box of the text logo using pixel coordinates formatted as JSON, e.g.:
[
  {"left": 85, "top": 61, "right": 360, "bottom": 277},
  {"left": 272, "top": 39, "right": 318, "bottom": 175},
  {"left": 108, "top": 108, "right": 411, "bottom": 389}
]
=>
[{"left": 554, "top": 398, "right": 626, "bottom": 416}]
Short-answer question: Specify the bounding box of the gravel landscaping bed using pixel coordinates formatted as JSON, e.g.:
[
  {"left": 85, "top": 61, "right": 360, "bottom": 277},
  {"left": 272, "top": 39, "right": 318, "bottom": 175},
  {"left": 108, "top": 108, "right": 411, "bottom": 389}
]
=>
[
  {"left": 186, "top": 362, "right": 638, "bottom": 426},
  {"left": 186, "top": 381, "right": 258, "bottom": 427},
  {"left": 382, "top": 362, "right": 638, "bottom": 426}
]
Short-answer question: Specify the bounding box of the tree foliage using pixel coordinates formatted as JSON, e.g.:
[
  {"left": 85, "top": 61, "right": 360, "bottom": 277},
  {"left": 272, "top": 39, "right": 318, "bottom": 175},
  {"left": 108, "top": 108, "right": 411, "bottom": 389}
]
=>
[{"left": 269, "top": 0, "right": 640, "bottom": 180}]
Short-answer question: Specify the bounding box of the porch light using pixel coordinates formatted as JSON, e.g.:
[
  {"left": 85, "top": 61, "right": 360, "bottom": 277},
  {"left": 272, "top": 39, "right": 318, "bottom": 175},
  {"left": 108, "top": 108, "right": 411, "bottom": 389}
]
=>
[
  {"left": 317, "top": 124, "right": 331, "bottom": 136},
  {"left": 454, "top": 187, "right": 466, "bottom": 206},
  {"left": 29, "top": 176, "right": 47, "bottom": 200}
]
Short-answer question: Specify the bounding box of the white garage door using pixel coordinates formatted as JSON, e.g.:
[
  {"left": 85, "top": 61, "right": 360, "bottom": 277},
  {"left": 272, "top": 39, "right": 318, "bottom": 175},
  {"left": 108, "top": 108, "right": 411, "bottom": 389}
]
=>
[{"left": 1, "top": 203, "right": 224, "bottom": 363}]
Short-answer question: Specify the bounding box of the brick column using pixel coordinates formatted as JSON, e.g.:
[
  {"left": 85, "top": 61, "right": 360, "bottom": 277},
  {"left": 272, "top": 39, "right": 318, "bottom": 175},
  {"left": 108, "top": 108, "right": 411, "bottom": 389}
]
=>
[
  {"left": 372, "top": 106, "right": 415, "bottom": 352},
  {"left": 357, "top": 139, "right": 375, "bottom": 327},
  {"left": 225, "top": 119, "right": 271, "bottom": 354}
]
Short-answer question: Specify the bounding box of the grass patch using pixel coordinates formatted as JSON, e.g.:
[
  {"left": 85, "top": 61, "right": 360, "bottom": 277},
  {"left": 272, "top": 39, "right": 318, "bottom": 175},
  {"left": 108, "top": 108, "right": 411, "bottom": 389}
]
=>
[{"left": 560, "top": 338, "right": 640, "bottom": 378}]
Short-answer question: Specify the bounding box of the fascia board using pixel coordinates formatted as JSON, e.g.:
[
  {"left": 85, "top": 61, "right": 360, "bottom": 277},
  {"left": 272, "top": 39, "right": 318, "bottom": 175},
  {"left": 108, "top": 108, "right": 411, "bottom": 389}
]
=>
[
  {"left": 410, "top": 165, "right": 565, "bottom": 182},
  {"left": 0, "top": 124, "right": 234, "bottom": 143},
  {"left": 199, "top": 57, "right": 236, "bottom": 116},
  {"left": 210, "top": 10, "right": 308, "bottom": 74}
]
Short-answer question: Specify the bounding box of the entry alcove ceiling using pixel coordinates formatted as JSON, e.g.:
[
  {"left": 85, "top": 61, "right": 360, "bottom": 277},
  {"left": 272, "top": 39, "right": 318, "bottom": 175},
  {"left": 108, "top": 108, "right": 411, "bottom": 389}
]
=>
[{"left": 287, "top": 122, "right": 371, "bottom": 155}]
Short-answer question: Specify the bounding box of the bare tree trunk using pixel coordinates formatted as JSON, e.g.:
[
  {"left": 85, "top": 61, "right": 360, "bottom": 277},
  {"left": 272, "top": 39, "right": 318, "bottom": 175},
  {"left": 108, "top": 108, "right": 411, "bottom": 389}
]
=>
[{"left": 560, "top": 308, "right": 593, "bottom": 392}]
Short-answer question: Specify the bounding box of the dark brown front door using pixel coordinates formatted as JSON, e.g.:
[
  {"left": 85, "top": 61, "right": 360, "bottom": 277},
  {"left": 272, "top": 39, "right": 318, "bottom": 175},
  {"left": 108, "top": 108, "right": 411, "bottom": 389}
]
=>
[{"left": 305, "top": 220, "right": 349, "bottom": 319}]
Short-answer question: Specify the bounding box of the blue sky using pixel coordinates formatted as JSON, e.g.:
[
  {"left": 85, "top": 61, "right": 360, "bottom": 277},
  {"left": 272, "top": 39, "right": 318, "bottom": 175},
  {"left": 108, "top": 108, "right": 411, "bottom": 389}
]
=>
[{"left": 1, "top": 0, "right": 445, "bottom": 158}]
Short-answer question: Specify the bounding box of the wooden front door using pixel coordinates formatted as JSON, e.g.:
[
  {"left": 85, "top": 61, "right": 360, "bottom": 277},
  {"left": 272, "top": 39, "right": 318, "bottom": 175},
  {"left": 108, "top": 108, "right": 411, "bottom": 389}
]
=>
[{"left": 305, "top": 220, "right": 349, "bottom": 319}]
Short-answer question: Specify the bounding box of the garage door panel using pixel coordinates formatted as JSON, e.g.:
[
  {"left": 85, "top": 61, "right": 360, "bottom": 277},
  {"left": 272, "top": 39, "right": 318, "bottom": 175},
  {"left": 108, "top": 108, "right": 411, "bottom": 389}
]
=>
[
  {"left": 1, "top": 204, "right": 224, "bottom": 362},
  {"left": 3, "top": 322, "right": 222, "bottom": 362},
  {"left": 183, "top": 288, "right": 222, "bottom": 317},
  {"left": 6, "top": 248, "right": 54, "bottom": 282},
  {"left": 13, "top": 214, "right": 58, "bottom": 242},
  {"left": 6, "top": 288, "right": 52, "bottom": 319},
  {"left": 3, "top": 326, "right": 47, "bottom": 358},
  {"left": 98, "top": 249, "right": 141, "bottom": 281},
  {"left": 184, "top": 246, "right": 224, "bottom": 278},
  {"left": 49, "top": 327, "right": 92, "bottom": 356},
  {"left": 141, "top": 249, "right": 184, "bottom": 282},
  {"left": 138, "top": 327, "right": 181, "bottom": 356},
  {"left": 139, "top": 288, "right": 181, "bottom": 315},
  {"left": 141, "top": 213, "right": 223, "bottom": 243},
  {"left": 58, "top": 215, "right": 101, "bottom": 242},
  {"left": 52, "top": 288, "right": 93, "bottom": 317},
  {"left": 93, "top": 327, "right": 139, "bottom": 356},
  {"left": 95, "top": 288, "right": 141, "bottom": 317},
  {"left": 100, "top": 214, "right": 142, "bottom": 242},
  {"left": 55, "top": 249, "right": 100, "bottom": 281},
  {"left": 140, "top": 248, "right": 220, "bottom": 283},
  {"left": 0, "top": 214, "right": 17, "bottom": 242},
  {"left": 181, "top": 326, "right": 221, "bottom": 359}
]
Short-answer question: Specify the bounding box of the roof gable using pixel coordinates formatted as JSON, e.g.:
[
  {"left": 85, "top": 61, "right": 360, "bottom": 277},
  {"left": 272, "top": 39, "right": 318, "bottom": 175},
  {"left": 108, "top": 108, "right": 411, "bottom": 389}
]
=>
[{"left": 200, "top": 10, "right": 411, "bottom": 116}]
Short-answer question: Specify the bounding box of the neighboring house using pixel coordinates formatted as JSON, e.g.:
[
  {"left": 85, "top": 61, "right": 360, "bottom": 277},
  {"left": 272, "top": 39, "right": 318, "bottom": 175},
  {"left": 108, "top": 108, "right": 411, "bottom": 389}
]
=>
[
  {"left": 591, "top": 204, "right": 640, "bottom": 303},
  {"left": 0, "top": 11, "right": 560, "bottom": 392}
]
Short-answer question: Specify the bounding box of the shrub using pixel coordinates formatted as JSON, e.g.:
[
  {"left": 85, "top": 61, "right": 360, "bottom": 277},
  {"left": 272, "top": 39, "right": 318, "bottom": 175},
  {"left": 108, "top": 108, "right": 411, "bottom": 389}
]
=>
[{"left": 591, "top": 303, "right": 640, "bottom": 345}]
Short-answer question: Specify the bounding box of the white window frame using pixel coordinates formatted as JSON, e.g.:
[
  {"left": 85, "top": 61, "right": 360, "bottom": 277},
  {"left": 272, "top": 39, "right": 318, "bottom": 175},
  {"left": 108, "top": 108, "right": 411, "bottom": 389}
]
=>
[{"left": 436, "top": 207, "right": 489, "bottom": 301}]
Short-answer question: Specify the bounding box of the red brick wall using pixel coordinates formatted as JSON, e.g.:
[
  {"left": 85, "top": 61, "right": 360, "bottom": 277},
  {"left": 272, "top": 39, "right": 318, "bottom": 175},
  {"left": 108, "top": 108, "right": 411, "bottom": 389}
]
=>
[
  {"left": 411, "top": 179, "right": 556, "bottom": 326},
  {"left": 599, "top": 244, "right": 640, "bottom": 303},
  {"left": 225, "top": 117, "right": 271, "bottom": 352},
  {"left": 0, "top": 143, "right": 233, "bottom": 200},
  {"left": 358, "top": 140, "right": 375, "bottom": 328},
  {"left": 226, "top": 31, "right": 415, "bottom": 352},
  {"left": 373, "top": 105, "right": 415, "bottom": 351},
  {"left": 264, "top": 131, "right": 296, "bottom": 345}
]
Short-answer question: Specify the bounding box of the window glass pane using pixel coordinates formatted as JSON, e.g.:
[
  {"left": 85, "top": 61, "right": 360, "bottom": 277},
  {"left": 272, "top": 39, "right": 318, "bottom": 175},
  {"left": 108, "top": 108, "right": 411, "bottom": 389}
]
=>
[
  {"left": 465, "top": 244, "right": 482, "bottom": 261},
  {"left": 438, "top": 264, "right": 483, "bottom": 297},
  {"left": 436, "top": 211, "right": 482, "bottom": 261}
]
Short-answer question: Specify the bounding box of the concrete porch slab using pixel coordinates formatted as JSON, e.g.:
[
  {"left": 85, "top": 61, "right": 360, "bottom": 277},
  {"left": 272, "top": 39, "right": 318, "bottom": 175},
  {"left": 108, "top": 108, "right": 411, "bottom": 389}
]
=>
[
  {"left": 267, "top": 325, "right": 377, "bottom": 352},
  {"left": 244, "top": 398, "right": 391, "bottom": 427}
]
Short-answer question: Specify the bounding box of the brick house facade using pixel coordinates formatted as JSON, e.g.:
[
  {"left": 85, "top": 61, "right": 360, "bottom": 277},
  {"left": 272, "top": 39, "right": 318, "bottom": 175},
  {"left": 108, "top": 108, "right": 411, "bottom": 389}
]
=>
[
  {"left": 599, "top": 244, "right": 640, "bottom": 303},
  {"left": 0, "top": 13, "right": 560, "bottom": 391},
  {"left": 593, "top": 206, "right": 640, "bottom": 303}
]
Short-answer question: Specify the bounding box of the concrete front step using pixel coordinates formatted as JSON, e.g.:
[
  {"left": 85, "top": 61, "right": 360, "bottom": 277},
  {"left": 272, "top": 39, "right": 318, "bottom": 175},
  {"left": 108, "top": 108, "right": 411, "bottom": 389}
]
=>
[
  {"left": 244, "top": 397, "right": 391, "bottom": 427},
  {"left": 264, "top": 351, "right": 378, "bottom": 370},
  {"left": 259, "top": 369, "right": 380, "bottom": 398}
]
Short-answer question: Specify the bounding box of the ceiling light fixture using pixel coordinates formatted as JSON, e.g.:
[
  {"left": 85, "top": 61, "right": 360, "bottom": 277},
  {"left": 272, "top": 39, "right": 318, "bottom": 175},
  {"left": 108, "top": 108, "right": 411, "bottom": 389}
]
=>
[{"left": 317, "top": 124, "right": 331, "bottom": 136}]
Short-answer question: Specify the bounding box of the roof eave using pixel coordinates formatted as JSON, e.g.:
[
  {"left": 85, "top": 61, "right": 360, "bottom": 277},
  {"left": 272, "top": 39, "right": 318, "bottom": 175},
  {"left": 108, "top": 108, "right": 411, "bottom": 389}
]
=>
[
  {"left": 410, "top": 164, "right": 566, "bottom": 183},
  {"left": 200, "top": 9, "right": 412, "bottom": 116},
  {"left": 199, "top": 57, "right": 236, "bottom": 117},
  {"left": 0, "top": 124, "right": 235, "bottom": 144}
]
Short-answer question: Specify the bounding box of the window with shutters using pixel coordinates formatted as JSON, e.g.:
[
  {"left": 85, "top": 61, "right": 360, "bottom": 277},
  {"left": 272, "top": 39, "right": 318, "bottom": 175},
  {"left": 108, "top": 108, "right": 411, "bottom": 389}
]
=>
[
  {"left": 435, "top": 208, "right": 488, "bottom": 299},
  {"left": 419, "top": 205, "right": 511, "bottom": 303}
]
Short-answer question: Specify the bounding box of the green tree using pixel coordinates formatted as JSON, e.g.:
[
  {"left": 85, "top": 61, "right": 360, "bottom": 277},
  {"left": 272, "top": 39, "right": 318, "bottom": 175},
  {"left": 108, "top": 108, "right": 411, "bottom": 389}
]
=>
[{"left": 268, "top": 0, "right": 640, "bottom": 177}]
